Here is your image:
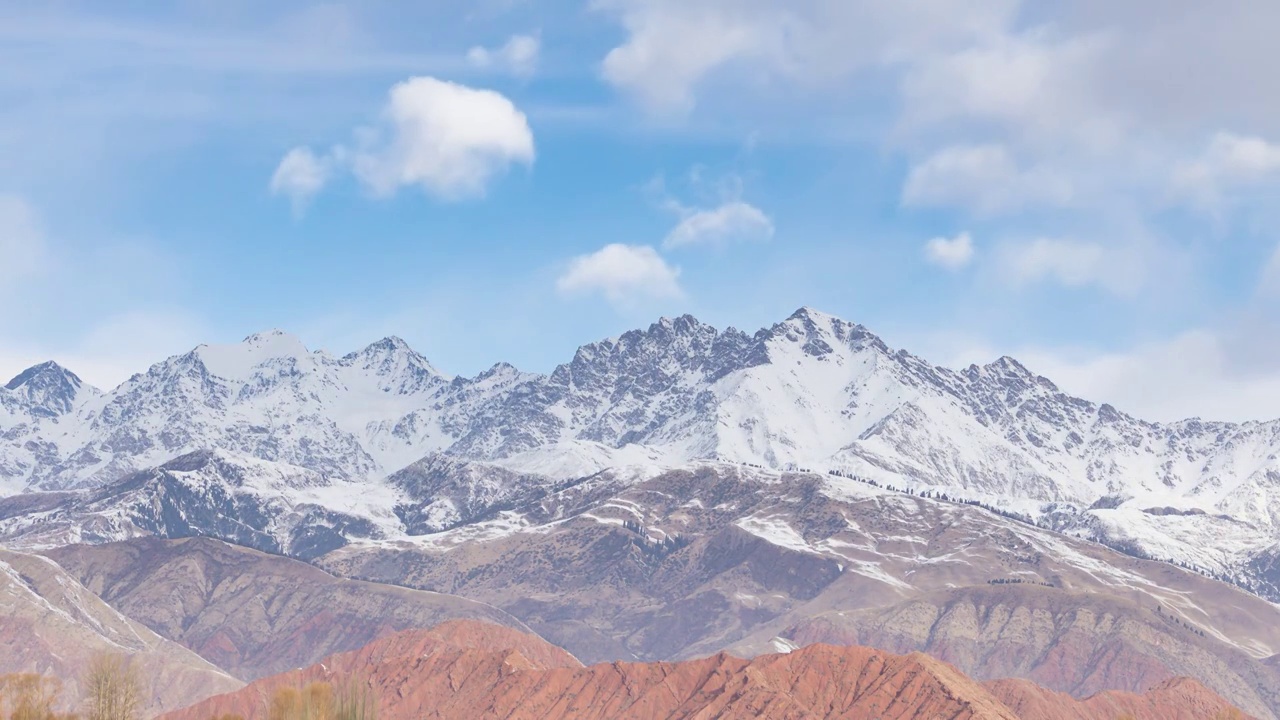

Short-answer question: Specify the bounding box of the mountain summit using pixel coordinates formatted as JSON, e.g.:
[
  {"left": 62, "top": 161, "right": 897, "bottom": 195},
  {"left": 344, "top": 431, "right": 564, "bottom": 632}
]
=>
[{"left": 3, "top": 360, "right": 97, "bottom": 417}]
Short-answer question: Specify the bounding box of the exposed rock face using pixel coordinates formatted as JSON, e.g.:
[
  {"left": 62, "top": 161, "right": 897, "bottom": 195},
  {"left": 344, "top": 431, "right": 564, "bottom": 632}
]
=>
[
  {"left": 42, "top": 537, "right": 530, "bottom": 681},
  {"left": 0, "top": 449, "right": 390, "bottom": 559},
  {"left": 161, "top": 620, "right": 1250, "bottom": 720},
  {"left": 0, "top": 548, "right": 242, "bottom": 715}
]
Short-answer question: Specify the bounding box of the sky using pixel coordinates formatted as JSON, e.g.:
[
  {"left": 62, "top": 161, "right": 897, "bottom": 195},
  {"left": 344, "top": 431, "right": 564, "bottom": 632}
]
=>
[{"left": 3, "top": 0, "right": 1280, "bottom": 423}]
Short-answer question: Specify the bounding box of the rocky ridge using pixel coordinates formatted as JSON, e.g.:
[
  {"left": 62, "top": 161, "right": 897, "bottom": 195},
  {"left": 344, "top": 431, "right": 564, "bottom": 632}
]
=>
[
  {"left": 3, "top": 309, "right": 1279, "bottom": 597},
  {"left": 159, "top": 620, "right": 1250, "bottom": 720}
]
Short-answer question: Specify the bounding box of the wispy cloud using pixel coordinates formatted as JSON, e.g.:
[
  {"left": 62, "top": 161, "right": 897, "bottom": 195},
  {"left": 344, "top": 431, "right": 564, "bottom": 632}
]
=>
[
  {"left": 664, "top": 201, "right": 773, "bottom": 249},
  {"left": 468, "top": 34, "right": 541, "bottom": 77},
  {"left": 903, "top": 145, "right": 1073, "bottom": 216}
]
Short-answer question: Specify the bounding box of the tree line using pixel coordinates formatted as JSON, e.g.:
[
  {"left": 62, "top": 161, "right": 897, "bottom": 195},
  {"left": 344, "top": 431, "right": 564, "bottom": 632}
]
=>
[
  {"left": 0, "top": 664, "right": 378, "bottom": 720},
  {"left": 1, "top": 655, "right": 140, "bottom": 720}
]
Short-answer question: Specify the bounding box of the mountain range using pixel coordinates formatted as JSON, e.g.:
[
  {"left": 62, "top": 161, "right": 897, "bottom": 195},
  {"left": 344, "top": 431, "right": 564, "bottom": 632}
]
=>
[
  {"left": 3, "top": 308, "right": 1280, "bottom": 716},
  {"left": 2, "top": 308, "right": 1277, "bottom": 592}
]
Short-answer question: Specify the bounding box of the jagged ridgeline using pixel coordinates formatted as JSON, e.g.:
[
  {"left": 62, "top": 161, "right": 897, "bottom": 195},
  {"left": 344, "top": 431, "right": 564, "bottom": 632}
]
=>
[{"left": 3, "top": 308, "right": 1279, "bottom": 599}]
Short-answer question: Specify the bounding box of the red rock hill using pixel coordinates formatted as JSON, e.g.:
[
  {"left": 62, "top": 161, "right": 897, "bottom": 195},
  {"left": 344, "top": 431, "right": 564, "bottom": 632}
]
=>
[{"left": 161, "top": 620, "right": 1251, "bottom": 720}]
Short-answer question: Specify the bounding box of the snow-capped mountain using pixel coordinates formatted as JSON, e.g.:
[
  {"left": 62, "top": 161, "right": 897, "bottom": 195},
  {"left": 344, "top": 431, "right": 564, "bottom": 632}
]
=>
[
  {"left": 0, "top": 361, "right": 100, "bottom": 494},
  {"left": 3, "top": 307, "right": 1280, "bottom": 595}
]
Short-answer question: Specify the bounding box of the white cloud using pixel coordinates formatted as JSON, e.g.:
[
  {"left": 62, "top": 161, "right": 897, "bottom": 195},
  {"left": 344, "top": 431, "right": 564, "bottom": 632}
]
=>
[
  {"left": 269, "top": 147, "right": 333, "bottom": 214},
  {"left": 663, "top": 201, "right": 774, "bottom": 249},
  {"left": 273, "top": 77, "right": 535, "bottom": 207},
  {"left": 467, "top": 34, "right": 541, "bottom": 77},
  {"left": 1173, "top": 132, "right": 1280, "bottom": 209},
  {"left": 902, "top": 144, "right": 1073, "bottom": 215},
  {"left": 556, "top": 244, "right": 683, "bottom": 307},
  {"left": 597, "top": 1, "right": 764, "bottom": 114},
  {"left": 923, "top": 232, "right": 974, "bottom": 271},
  {"left": 0, "top": 195, "right": 45, "bottom": 287},
  {"left": 351, "top": 77, "right": 535, "bottom": 200}
]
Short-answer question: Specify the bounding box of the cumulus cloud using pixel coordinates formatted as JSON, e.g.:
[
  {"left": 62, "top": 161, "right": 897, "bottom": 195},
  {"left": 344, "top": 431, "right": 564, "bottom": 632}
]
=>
[
  {"left": 271, "top": 77, "right": 534, "bottom": 208},
  {"left": 269, "top": 147, "right": 333, "bottom": 214},
  {"left": 902, "top": 145, "right": 1073, "bottom": 215},
  {"left": 467, "top": 34, "right": 541, "bottom": 77},
  {"left": 1173, "top": 132, "right": 1280, "bottom": 209},
  {"left": 556, "top": 244, "right": 683, "bottom": 307},
  {"left": 923, "top": 232, "right": 974, "bottom": 271},
  {"left": 351, "top": 77, "right": 535, "bottom": 200},
  {"left": 0, "top": 195, "right": 46, "bottom": 287},
  {"left": 663, "top": 201, "right": 773, "bottom": 249}
]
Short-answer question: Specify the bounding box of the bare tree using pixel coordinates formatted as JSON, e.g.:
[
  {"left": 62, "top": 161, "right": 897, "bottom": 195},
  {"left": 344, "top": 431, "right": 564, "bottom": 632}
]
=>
[
  {"left": 83, "top": 655, "right": 140, "bottom": 720},
  {"left": 267, "top": 681, "right": 375, "bottom": 720},
  {"left": 0, "top": 674, "right": 64, "bottom": 720}
]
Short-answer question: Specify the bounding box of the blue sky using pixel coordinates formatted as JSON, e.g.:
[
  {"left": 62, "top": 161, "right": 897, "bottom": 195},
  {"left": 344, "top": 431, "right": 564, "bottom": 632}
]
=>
[{"left": 3, "top": 0, "right": 1280, "bottom": 422}]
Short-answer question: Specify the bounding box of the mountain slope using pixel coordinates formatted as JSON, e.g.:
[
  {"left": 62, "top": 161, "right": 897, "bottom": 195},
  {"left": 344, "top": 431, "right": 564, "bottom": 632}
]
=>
[
  {"left": 0, "top": 449, "right": 400, "bottom": 559},
  {"left": 4, "top": 452, "right": 1275, "bottom": 714},
  {"left": 43, "top": 536, "right": 533, "bottom": 681},
  {"left": 0, "top": 547, "right": 242, "bottom": 714},
  {"left": 315, "top": 464, "right": 1280, "bottom": 719},
  {"left": 734, "top": 585, "right": 1280, "bottom": 718}
]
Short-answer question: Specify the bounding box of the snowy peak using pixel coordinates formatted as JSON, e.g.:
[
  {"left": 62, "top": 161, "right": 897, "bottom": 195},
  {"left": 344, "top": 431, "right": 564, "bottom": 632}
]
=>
[
  {"left": 554, "top": 312, "right": 756, "bottom": 395},
  {"left": 194, "top": 330, "right": 314, "bottom": 381},
  {"left": 353, "top": 336, "right": 414, "bottom": 356},
  {"left": 785, "top": 305, "right": 842, "bottom": 325},
  {"left": 765, "top": 306, "right": 890, "bottom": 360},
  {"left": 344, "top": 337, "right": 449, "bottom": 398},
  {"left": 342, "top": 336, "right": 449, "bottom": 390},
  {"left": 960, "top": 356, "right": 1061, "bottom": 396},
  {"left": 5, "top": 360, "right": 82, "bottom": 392},
  {"left": 3, "top": 361, "right": 96, "bottom": 416}
]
